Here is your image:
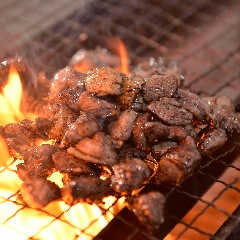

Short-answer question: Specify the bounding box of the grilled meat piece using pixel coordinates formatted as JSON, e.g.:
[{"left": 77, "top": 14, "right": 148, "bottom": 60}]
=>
[
  {"left": 148, "top": 98, "right": 193, "bottom": 125},
  {"left": 152, "top": 141, "right": 178, "bottom": 159},
  {"left": 22, "top": 144, "right": 57, "bottom": 178},
  {"left": 128, "top": 191, "right": 165, "bottom": 229},
  {"left": 62, "top": 176, "right": 111, "bottom": 204},
  {"left": 109, "top": 110, "right": 137, "bottom": 141},
  {"left": 69, "top": 48, "right": 120, "bottom": 72},
  {"left": 49, "top": 66, "right": 85, "bottom": 100},
  {"left": 117, "top": 74, "right": 145, "bottom": 110},
  {"left": 211, "top": 96, "right": 240, "bottom": 133},
  {"left": 61, "top": 112, "right": 100, "bottom": 147},
  {"left": 111, "top": 158, "right": 151, "bottom": 193},
  {"left": 85, "top": 66, "right": 123, "bottom": 96},
  {"left": 144, "top": 74, "right": 178, "bottom": 102},
  {"left": 52, "top": 150, "right": 91, "bottom": 174},
  {"left": 168, "top": 125, "right": 188, "bottom": 141},
  {"left": 48, "top": 104, "right": 78, "bottom": 141},
  {"left": 198, "top": 128, "right": 227, "bottom": 154},
  {"left": 132, "top": 113, "right": 150, "bottom": 150},
  {"left": 143, "top": 121, "right": 169, "bottom": 143},
  {"left": 68, "top": 132, "right": 117, "bottom": 166},
  {"left": 56, "top": 87, "right": 84, "bottom": 112},
  {"left": 78, "top": 91, "right": 119, "bottom": 119},
  {"left": 155, "top": 136, "right": 201, "bottom": 185},
  {"left": 21, "top": 177, "right": 61, "bottom": 208},
  {"left": 178, "top": 89, "right": 208, "bottom": 120}
]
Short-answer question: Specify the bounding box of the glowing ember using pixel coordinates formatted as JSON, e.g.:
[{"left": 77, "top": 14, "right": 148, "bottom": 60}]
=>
[
  {"left": 0, "top": 64, "right": 23, "bottom": 125},
  {"left": 0, "top": 63, "right": 125, "bottom": 239}
]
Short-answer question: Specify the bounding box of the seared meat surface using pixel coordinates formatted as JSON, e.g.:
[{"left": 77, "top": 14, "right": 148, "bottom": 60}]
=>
[
  {"left": 155, "top": 136, "right": 201, "bottom": 185},
  {"left": 78, "top": 91, "right": 119, "bottom": 118},
  {"left": 111, "top": 158, "right": 151, "bottom": 193},
  {"left": 148, "top": 98, "right": 193, "bottom": 125},
  {"left": 62, "top": 176, "right": 111, "bottom": 204},
  {"left": 20, "top": 177, "right": 61, "bottom": 208},
  {"left": 144, "top": 74, "right": 178, "bottom": 102},
  {"left": 198, "top": 128, "right": 228, "bottom": 154},
  {"left": 128, "top": 191, "right": 165, "bottom": 229},
  {"left": 52, "top": 150, "right": 91, "bottom": 174},
  {"left": 85, "top": 66, "right": 123, "bottom": 96},
  {"left": 69, "top": 132, "right": 117, "bottom": 166}
]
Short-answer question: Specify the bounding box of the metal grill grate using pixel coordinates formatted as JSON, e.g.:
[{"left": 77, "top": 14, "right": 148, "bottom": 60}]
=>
[{"left": 0, "top": 0, "right": 240, "bottom": 239}]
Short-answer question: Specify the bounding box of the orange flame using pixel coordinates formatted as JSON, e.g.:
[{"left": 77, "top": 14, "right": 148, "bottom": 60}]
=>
[{"left": 0, "top": 64, "right": 24, "bottom": 125}]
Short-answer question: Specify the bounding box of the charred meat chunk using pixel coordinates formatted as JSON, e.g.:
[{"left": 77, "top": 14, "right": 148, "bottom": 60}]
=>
[
  {"left": 52, "top": 150, "right": 91, "bottom": 174},
  {"left": 22, "top": 144, "right": 57, "bottom": 178},
  {"left": 48, "top": 104, "right": 78, "bottom": 141},
  {"left": 178, "top": 89, "right": 208, "bottom": 120},
  {"left": 132, "top": 113, "right": 150, "bottom": 150},
  {"left": 61, "top": 112, "right": 100, "bottom": 147},
  {"left": 148, "top": 98, "right": 193, "bottom": 125},
  {"left": 85, "top": 67, "right": 123, "bottom": 96},
  {"left": 68, "top": 132, "right": 117, "bottom": 166},
  {"left": 117, "top": 74, "right": 145, "bottom": 110},
  {"left": 62, "top": 176, "right": 111, "bottom": 204},
  {"left": 49, "top": 66, "right": 85, "bottom": 100},
  {"left": 143, "top": 121, "right": 169, "bottom": 143},
  {"left": 152, "top": 141, "right": 178, "bottom": 159},
  {"left": 111, "top": 158, "right": 151, "bottom": 193},
  {"left": 56, "top": 87, "right": 84, "bottom": 112},
  {"left": 155, "top": 136, "right": 201, "bottom": 185},
  {"left": 198, "top": 128, "right": 227, "bottom": 154},
  {"left": 21, "top": 177, "right": 61, "bottom": 208},
  {"left": 109, "top": 110, "right": 137, "bottom": 141},
  {"left": 144, "top": 74, "right": 178, "bottom": 102},
  {"left": 78, "top": 91, "right": 119, "bottom": 119},
  {"left": 128, "top": 191, "right": 165, "bottom": 229},
  {"left": 211, "top": 96, "right": 240, "bottom": 133}
]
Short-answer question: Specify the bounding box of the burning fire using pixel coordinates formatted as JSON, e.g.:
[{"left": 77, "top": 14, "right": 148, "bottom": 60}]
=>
[
  {"left": 0, "top": 64, "right": 125, "bottom": 239},
  {"left": 73, "top": 37, "right": 129, "bottom": 74},
  {"left": 0, "top": 64, "right": 24, "bottom": 125}
]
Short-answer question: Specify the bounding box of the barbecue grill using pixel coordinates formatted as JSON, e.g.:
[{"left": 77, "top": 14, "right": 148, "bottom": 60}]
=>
[{"left": 0, "top": 0, "right": 239, "bottom": 239}]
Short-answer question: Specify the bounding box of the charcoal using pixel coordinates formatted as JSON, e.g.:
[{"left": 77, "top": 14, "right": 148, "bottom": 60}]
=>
[
  {"left": 52, "top": 150, "right": 91, "bottom": 174},
  {"left": 22, "top": 144, "right": 57, "bottom": 178},
  {"left": 85, "top": 66, "right": 123, "bottom": 96},
  {"left": 21, "top": 177, "right": 61, "bottom": 208},
  {"left": 178, "top": 89, "right": 208, "bottom": 120},
  {"left": 144, "top": 74, "right": 178, "bottom": 102},
  {"left": 61, "top": 112, "right": 100, "bottom": 147},
  {"left": 148, "top": 98, "right": 193, "bottom": 125},
  {"left": 152, "top": 141, "right": 178, "bottom": 158},
  {"left": 198, "top": 128, "right": 227, "bottom": 154},
  {"left": 143, "top": 121, "right": 169, "bottom": 142},
  {"left": 128, "top": 191, "right": 165, "bottom": 229},
  {"left": 117, "top": 74, "right": 145, "bottom": 110},
  {"left": 68, "top": 132, "right": 117, "bottom": 166},
  {"left": 49, "top": 66, "right": 85, "bottom": 100},
  {"left": 109, "top": 110, "right": 137, "bottom": 141},
  {"left": 78, "top": 91, "right": 120, "bottom": 119},
  {"left": 62, "top": 176, "right": 111, "bottom": 204},
  {"left": 154, "top": 136, "right": 201, "bottom": 185},
  {"left": 111, "top": 158, "right": 151, "bottom": 193}
]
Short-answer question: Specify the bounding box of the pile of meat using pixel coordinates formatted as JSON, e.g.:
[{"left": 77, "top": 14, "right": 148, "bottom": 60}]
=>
[{"left": 0, "top": 58, "right": 239, "bottom": 229}]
